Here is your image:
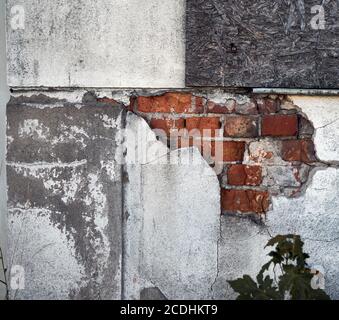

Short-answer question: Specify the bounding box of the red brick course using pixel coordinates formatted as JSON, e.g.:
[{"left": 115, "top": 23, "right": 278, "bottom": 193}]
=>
[
  {"left": 227, "top": 165, "right": 262, "bottom": 186},
  {"left": 262, "top": 115, "right": 298, "bottom": 137}
]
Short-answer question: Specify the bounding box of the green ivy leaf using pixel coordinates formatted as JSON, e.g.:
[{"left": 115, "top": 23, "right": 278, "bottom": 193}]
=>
[{"left": 227, "top": 234, "right": 331, "bottom": 301}]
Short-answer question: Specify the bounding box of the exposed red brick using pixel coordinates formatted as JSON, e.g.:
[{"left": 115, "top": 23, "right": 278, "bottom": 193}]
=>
[
  {"left": 224, "top": 116, "right": 258, "bottom": 138},
  {"left": 221, "top": 189, "right": 270, "bottom": 214},
  {"left": 262, "top": 115, "right": 298, "bottom": 137},
  {"left": 150, "top": 118, "right": 185, "bottom": 136},
  {"left": 282, "top": 140, "right": 317, "bottom": 163},
  {"left": 206, "top": 99, "right": 236, "bottom": 114},
  {"left": 257, "top": 98, "right": 280, "bottom": 114},
  {"left": 137, "top": 93, "right": 194, "bottom": 113},
  {"left": 209, "top": 141, "right": 246, "bottom": 162},
  {"left": 186, "top": 117, "right": 221, "bottom": 136},
  {"left": 227, "top": 165, "right": 262, "bottom": 186},
  {"left": 194, "top": 96, "right": 206, "bottom": 113}
]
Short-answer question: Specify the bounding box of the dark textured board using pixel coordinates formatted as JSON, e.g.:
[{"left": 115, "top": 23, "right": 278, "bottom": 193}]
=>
[{"left": 186, "top": 0, "right": 339, "bottom": 88}]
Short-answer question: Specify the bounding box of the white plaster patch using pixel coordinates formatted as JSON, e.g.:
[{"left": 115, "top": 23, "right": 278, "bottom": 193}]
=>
[
  {"left": 7, "top": 160, "right": 87, "bottom": 170},
  {"left": 196, "top": 90, "right": 250, "bottom": 105},
  {"left": 18, "top": 119, "right": 50, "bottom": 139},
  {"left": 267, "top": 168, "right": 339, "bottom": 299},
  {"left": 124, "top": 112, "right": 169, "bottom": 165},
  {"left": 290, "top": 96, "right": 339, "bottom": 162},
  {"left": 7, "top": 0, "right": 185, "bottom": 88},
  {"left": 124, "top": 113, "right": 220, "bottom": 300},
  {"left": 212, "top": 215, "right": 270, "bottom": 300},
  {"left": 8, "top": 208, "right": 86, "bottom": 300},
  {"left": 100, "top": 161, "right": 118, "bottom": 182},
  {"left": 7, "top": 162, "right": 85, "bottom": 205},
  {"left": 244, "top": 140, "right": 287, "bottom": 166},
  {"left": 83, "top": 173, "right": 111, "bottom": 287},
  {"left": 100, "top": 114, "right": 119, "bottom": 129}
]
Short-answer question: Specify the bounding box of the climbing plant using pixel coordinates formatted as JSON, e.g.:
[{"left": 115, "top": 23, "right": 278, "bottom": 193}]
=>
[{"left": 228, "top": 234, "right": 330, "bottom": 300}]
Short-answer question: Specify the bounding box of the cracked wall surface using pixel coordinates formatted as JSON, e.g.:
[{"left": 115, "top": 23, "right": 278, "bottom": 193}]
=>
[
  {"left": 126, "top": 90, "right": 319, "bottom": 215},
  {"left": 5, "top": 0, "right": 339, "bottom": 301},
  {"left": 7, "top": 96, "right": 125, "bottom": 299},
  {"left": 123, "top": 113, "right": 220, "bottom": 300},
  {"left": 6, "top": 90, "right": 339, "bottom": 300}
]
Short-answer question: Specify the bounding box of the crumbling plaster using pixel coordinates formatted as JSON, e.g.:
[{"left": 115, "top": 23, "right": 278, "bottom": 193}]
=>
[
  {"left": 6, "top": 90, "right": 339, "bottom": 300},
  {"left": 7, "top": 97, "right": 125, "bottom": 299}
]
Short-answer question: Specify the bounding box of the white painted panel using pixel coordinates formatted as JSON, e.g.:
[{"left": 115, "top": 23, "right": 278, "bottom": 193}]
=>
[{"left": 6, "top": 0, "right": 185, "bottom": 88}]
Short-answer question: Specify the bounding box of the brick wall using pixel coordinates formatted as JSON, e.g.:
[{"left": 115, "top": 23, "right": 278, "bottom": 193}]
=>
[{"left": 111, "top": 92, "right": 316, "bottom": 216}]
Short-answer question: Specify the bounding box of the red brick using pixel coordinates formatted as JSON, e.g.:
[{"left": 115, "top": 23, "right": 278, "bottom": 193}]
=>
[
  {"left": 221, "top": 189, "right": 270, "bottom": 214},
  {"left": 194, "top": 96, "right": 206, "bottom": 113},
  {"left": 227, "top": 165, "right": 262, "bottom": 186},
  {"left": 224, "top": 116, "right": 258, "bottom": 138},
  {"left": 282, "top": 140, "right": 317, "bottom": 163},
  {"left": 186, "top": 117, "right": 221, "bottom": 136},
  {"left": 257, "top": 98, "right": 280, "bottom": 114},
  {"left": 206, "top": 99, "right": 236, "bottom": 114},
  {"left": 262, "top": 115, "right": 298, "bottom": 137},
  {"left": 150, "top": 118, "right": 185, "bottom": 136},
  {"left": 137, "top": 93, "right": 193, "bottom": 113},
  {"left": 209, "top": 141, "right": 246, "bottom": 162}
]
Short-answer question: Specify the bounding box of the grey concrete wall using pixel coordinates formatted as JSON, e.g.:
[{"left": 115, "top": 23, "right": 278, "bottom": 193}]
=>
[
  {"left": 7, "top": 95, "right": 124, "bottom": 299},
  {"left": 0, "top": 0, "right": 9, "bottom": 300}
]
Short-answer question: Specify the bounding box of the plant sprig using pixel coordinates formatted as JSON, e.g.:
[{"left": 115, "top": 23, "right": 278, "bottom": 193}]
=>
[{"left": 228, "top": 234, "right": 330, "bottom": 300}]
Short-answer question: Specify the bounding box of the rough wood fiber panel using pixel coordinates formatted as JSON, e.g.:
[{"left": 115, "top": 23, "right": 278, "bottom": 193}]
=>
[{"left": 186, "top": 0, "right": 339, "bottom": 88}]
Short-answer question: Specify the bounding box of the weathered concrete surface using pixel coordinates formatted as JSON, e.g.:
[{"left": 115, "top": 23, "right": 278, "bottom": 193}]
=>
[
  {"left": 213, "top": 168, "right": 339, "bottom": 300},
  {"left": 195, "top": 95, "right": 339, "bottom": 300},
  {"left": 123, "top": 113, "right": 221, "bottom": 300},
  {"left": 7, "top": 97, "right": 125, "bottom": 299},
  {"left": 0, "top": 0, "right": 9, "bottom": 300},
  {"left": 212, "top": 215, "right": 270, "bottom": 300},
  {"left": 267, "top": 168, "right": 339, "bottom": 300},
  {"left": 290, "top": 96, "right": 339, "bottom": 162},
  {"left": 6, "top": 0, "right": 185, "bottom": 88},
  {"left": 5, "top": 90, "right": 339, "bottom": 301}
]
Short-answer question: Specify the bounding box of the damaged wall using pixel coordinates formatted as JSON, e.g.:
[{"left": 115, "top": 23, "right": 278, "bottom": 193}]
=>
[
  {"left": 5, "top": 0, "right": 339, "bottom": 301},
  {"left": 7, "top": 96, "right": 125, "bottom": 299},
  {"left": 6, "top": 90, "right": 339, "bottom": 300}
]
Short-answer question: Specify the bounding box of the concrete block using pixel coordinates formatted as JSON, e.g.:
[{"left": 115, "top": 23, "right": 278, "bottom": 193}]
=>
[
  {"left": 6, "top": 0, "right": 185, "bottom": 88},
  {"left": 7, "top": 97, "right": 125, "bottom": 299}
]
